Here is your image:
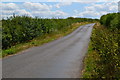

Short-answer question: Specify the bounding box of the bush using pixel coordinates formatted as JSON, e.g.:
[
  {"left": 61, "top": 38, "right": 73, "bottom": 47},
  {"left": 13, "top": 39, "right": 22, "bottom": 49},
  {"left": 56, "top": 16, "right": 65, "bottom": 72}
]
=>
[
  {"left": 2, "top": 15, "right": 95, "bottom": 49},
  {"left": 89, "top": 13, "right": 120, "bottom": 78},
  {"left": 91, "top": 27, "right": 119, "bottom": 78},
  {"left": 110, "top": 14, "right": 120, "bottom": 29},
  {"left": 100, "top": 13, "right": 120, "bottom": 29}
]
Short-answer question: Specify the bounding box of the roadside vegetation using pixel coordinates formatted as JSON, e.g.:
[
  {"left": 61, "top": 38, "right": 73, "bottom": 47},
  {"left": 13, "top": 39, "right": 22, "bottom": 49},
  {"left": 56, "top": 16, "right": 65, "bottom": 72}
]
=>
[
  {"left": 83, "top": 13, "right": 120, "bottom": 78},
  {"left": 0, "top": 21, "right": 2, "bottom": 58},
  {"left": 2, "top": 15, "right": 97, "bottom": 57}
]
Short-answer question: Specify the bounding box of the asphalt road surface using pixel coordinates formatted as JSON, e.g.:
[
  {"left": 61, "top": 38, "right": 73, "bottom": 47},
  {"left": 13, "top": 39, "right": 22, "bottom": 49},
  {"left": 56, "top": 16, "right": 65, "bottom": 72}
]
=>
[{"left": 2, "top": 23, "right": 95, "bottom": 78}]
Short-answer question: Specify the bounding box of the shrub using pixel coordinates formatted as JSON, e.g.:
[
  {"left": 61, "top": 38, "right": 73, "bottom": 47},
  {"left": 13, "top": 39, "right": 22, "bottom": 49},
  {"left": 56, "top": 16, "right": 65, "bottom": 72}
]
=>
[{"left": 2, "top": 15, "right": 95, "bottom": 49}]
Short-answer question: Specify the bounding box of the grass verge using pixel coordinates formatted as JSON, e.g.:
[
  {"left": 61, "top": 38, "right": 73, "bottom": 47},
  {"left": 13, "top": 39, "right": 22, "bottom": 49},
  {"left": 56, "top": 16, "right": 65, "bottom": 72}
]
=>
[{"left": 2, "top": 22, "right": 92, "bottom": 58}]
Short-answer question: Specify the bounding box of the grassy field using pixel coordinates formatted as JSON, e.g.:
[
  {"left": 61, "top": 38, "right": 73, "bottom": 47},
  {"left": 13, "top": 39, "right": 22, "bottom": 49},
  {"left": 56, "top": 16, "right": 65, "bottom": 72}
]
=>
[{"left": 2, "top": 22, "right": 92, "bottom": 58}]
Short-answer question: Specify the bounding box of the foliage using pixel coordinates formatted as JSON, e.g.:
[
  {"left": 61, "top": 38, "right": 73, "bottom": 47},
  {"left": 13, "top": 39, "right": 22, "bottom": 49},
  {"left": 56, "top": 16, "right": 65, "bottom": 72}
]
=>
[
  {"left": 91, "top": 26, "right": 119, "bottom": 78},
  {"left": 2, "top": 16, "right": 95, "bottom": 49},
  {"left": 110, "top": 14, "right": 120, "bottom": 29},
  {"left": 83, "top": 12, "right": 120, "bottom": 78},
  {"left": 82, "top": 41, "right": 100, "bottom": 78},
  {"left": 100, "top": 13, "right": 120, "bottom": 29}
]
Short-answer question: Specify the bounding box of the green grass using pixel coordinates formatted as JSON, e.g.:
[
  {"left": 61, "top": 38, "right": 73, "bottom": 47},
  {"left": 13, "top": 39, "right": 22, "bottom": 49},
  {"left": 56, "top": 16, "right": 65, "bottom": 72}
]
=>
[{"left": 2, "top": 22, "right": 92, "bottom": 58}]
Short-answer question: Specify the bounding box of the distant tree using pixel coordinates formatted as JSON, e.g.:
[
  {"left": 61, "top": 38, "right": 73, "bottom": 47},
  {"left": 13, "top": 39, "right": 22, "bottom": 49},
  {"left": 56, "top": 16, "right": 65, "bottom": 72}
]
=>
[{"left": 67, "top": 17, "right": 74, "bottom": 19}]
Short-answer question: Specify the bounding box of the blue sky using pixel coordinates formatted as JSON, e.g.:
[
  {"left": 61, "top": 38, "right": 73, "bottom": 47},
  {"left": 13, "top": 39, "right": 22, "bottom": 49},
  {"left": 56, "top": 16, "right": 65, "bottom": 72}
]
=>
[{"left": 0, "top": 1, "right": 119, "bottom": 19}]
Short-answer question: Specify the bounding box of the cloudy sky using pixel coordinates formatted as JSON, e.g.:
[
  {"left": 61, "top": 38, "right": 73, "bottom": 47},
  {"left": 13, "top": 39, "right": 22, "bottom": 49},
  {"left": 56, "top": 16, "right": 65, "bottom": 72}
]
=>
[{"left": 0, "top": 0, "right": 119, "bottom": 19}]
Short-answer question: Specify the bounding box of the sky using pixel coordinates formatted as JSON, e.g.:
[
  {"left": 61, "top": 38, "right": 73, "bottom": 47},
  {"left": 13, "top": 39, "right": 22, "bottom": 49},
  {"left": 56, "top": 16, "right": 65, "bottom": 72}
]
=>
[{"left": 0, "top": 0, "right": 119, "bottom": 19}]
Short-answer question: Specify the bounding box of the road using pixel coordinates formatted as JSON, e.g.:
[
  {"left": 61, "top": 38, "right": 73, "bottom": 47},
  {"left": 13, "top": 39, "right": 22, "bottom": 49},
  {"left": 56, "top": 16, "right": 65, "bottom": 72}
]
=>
[{"left": 2, "top": 23, "right": 95, "bottom": 78}]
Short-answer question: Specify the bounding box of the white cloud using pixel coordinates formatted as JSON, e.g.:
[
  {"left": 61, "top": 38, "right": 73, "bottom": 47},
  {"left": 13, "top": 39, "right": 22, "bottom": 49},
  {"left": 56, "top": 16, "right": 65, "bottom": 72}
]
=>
[
  {"left": 23, "top": 2, "right": 68, "bottom": 17},
  {"left": 74, "top": 2, "right": 118, "bottom": 18},
  {"left": 1, "top": 3, "right": 33, "bottom": 19},
  {"left": 23, "top": 2, "right": 52, "bottom": 11},
  {"left": 74, "top": 10, "right": 79, "bottom": 14},
  {"left": 1, "top": 2, "right": 118, "bottom": 19},
  {"left": 2, "top": 10, "right": 15, "bottom": 15},
  {"left": 1, "top": 0, "right": 119, "bottom": 2},
  {"left": 1, "top": 0, "right": 48, "bottom": 2},
  {"left": 47, "top": 0, "right": 119, "bottom": 2},
  {"left": 52, "top": 10, "right": 68, "bottom": 17},
  {"left": 15, "top": 9, "right": 33, "bottom": 16},
  {"left": 1, "top": 3, "right": 19, "bottom": 10},
  {"left": 75, "top": 11, "right": 100, "bottom": 18},
  {"left": 55, "top": 2, "right": 72, "bottom": 8},
  {"left": 1, "top": 15, "right": 13, "bottom": 19},
  {"left": 1, "top": 2, "right": 68, "bottom": 19},
  {"left": 88, "top": 2, "right": 118, "bottom": 12},
  {"left": 32, "top": 10, "right": 67, "bottom": 18}
]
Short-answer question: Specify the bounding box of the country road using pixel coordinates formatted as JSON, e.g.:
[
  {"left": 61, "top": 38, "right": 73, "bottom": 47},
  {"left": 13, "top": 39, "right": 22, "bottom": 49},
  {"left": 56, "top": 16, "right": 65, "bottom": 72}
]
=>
[{"left": 2, "top": 23, "right": 95, "bottom": 78}]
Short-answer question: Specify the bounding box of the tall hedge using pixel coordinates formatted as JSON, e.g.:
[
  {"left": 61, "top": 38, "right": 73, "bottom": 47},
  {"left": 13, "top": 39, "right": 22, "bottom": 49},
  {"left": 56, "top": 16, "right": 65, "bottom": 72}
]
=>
[
  {"left": 91, "top": 13, "right": 120, "bottom": 78},
  {"left": 100, "top": 13, "right": 120, "bottom": 29},
  {"left": 2, "top": 16, "right": 94, "bottom": 49}
]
